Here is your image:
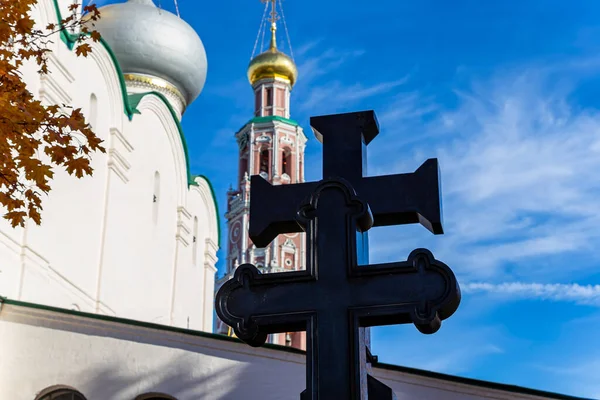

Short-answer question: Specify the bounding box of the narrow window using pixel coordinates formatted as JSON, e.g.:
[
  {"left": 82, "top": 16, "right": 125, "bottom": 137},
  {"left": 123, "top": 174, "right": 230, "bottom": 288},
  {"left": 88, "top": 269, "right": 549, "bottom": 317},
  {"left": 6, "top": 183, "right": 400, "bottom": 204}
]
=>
[
  {"left": 259, "top": 150, "right": 270, "bottom": 176},
  {"left": 281, "top": 151, "right": 291, "bottom": 176},
  {"left": 254, "top": 89, "right": 261, "bottom": 116},
  {"left": 239, "top": 156, "right": 248, "bottom": 182},
  {"left": 265, "top": 88, "right": 273, "bottom": 107},
  {"left": 265, "top": 87, "right": 273, "bottom": 115},
  {"left": 89, "top": 93, "right": 98, "bottom": 130},
  {"left": 193, "top": 216, "right": 198, "bottom": 264},
  {"left": 153, "top": 171, "right": 160, "bottom": 224}
]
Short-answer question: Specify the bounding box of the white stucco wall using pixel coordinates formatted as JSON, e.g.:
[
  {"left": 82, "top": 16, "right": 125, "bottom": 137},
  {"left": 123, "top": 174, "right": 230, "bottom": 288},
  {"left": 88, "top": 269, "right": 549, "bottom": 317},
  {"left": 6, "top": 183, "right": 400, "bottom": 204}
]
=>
[
  {"left": 0, "top": 302, "right": 569, "bottom": 400},
  {"left": 0, "top": 0, "right": 218, "bottom": 332}
]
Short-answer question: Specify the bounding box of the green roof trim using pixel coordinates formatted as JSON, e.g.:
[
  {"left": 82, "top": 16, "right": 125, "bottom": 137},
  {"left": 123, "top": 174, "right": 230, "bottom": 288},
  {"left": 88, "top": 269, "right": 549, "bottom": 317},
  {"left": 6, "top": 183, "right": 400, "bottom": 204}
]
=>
[
  {"left": 236, "top": 115, "right": 300, "bottom": 135},
  {"left": 52, "top": 0, "right": 138, "bottom": 120},
  {"left": 127, "top": 91, "right": 192, "bottom": 186},
  {"left": 192, "top": 174, "right": 222, "bottom": 247},
  {"left": 50, "top": 0, "right": 220, "bottom": 247},
  {"left": 0, "top": 295, "right": 590, "bottom": 400},
  {"left": 373, "top": 362, "right": 592, "bottom": 400}
]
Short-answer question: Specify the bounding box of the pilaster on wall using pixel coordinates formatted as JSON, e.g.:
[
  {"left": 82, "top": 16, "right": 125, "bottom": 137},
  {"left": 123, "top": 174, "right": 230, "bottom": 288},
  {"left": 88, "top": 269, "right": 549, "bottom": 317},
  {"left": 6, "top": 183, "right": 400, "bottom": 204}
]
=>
[
  {"left": 203, "top": 238, "right": 218, "bottom": 272},
  {"left": 38, "top": 53, "right": 74, "bottom": 107},
  {"left": 203, "top": 238, "right": 218, "bottom": 331},
  {"left": 175, "top": 206, "right": 193, "bottom": 247},
  {"left": 107, "top": 128, "right": 133, "bottom": 184}
]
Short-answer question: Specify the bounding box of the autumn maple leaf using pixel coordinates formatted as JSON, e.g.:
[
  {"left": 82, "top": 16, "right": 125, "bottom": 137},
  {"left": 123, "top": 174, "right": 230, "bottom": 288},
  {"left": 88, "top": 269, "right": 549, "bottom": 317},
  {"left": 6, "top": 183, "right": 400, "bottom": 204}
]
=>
[{"left": 0, "top": 1, "right": 105, "bottom": 227}]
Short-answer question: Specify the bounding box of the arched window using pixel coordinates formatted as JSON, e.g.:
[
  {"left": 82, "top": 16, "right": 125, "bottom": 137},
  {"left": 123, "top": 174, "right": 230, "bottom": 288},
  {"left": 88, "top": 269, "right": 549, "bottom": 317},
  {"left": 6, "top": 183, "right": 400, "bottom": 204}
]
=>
[
  {"left": 153, "top": 171, "right": 160, "bottom": 224},
  {"left": 35, "top": 386, "right": 87, "bottom": 400},
  {"left": 265, "top": 87, "right": 273, "bottom": 115},
  {"left": 89, "top": 93, "right": 98, "bottom": 130},
  {"left": 193, "top": 216, "right": 198, "bottom": 264},
  {"left": 281, "top": 150, "right": 291, "bottom": 176},
  {"left": 239, "top": 155, "right": 248, "bottom": 182},
  {"left": 259, "top": 149, "right": 269, "bottom": 176},
  {"left": 135, "top": 394, "right": 177, "bottom": 400},
  {"left": 254, "top": 89, "right": 261, "bottom": 116}
]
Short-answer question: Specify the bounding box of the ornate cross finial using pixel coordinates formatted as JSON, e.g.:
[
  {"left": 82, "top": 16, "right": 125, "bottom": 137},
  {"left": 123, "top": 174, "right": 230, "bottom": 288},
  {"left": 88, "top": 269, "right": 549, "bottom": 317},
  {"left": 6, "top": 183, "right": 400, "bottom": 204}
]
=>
[
  {"left": 269, "top": 0, "right": 278, "bottom": 24},
  {"left": 261, "top": 0, "right": 279, "bottom": 50}
]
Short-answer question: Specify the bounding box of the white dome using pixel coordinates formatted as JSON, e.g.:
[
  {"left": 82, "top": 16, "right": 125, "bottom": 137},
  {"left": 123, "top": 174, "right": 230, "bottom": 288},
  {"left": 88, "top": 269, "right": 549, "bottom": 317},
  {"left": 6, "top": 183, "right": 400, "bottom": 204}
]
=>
[{"left": 91, "top": 0, "right": 207, "bottom": 109}]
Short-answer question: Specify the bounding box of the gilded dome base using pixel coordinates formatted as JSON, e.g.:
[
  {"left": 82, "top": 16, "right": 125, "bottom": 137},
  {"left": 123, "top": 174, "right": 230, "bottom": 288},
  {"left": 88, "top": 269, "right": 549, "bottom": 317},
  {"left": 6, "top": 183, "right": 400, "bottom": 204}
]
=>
[{"left": 124, "top": 73, "right": 186, "bottom": 118}]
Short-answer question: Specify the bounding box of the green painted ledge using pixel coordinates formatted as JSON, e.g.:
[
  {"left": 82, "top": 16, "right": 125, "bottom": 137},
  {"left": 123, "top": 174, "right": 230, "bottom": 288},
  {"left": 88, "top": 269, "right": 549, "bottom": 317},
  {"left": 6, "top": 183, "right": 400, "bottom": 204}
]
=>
[
  {"left": 0, "top": 296, "right": 591, "bottom": 400},
  {"left": 50, "top": 0, "right": 220, "bottom": 246},
  {"left": 236, "top": 115, "right": 300, "bottom": 135}
]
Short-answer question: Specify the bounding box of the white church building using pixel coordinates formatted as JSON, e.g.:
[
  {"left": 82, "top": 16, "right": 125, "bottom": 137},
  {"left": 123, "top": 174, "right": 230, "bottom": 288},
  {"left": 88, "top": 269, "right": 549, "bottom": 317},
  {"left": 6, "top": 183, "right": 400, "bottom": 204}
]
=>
[{"left": 0, "top": 0, "right": 591, "bottom": 399}]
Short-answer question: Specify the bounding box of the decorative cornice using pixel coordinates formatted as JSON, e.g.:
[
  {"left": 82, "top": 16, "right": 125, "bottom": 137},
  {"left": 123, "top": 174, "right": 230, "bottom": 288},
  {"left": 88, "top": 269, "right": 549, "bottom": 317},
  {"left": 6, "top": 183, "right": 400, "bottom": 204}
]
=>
[
  {"left": 39, "top": 71, "right": 72, "bottom": 106},
  {"left": 175, "top": 206, "right": 193, "bottom": 246},
  {"left": 252, "top": 73, "right": 292, "bottom": 85},
  {"left": 235, "top": 115, "right": 300, "bottom": 136}
]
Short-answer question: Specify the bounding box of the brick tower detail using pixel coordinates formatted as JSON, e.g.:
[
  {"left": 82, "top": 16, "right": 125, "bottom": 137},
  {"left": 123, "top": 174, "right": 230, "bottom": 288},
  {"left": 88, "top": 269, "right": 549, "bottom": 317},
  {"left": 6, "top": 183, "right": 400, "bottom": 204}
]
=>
[{"left": 216, "top": 0, "right": 307, "bottom": 350}]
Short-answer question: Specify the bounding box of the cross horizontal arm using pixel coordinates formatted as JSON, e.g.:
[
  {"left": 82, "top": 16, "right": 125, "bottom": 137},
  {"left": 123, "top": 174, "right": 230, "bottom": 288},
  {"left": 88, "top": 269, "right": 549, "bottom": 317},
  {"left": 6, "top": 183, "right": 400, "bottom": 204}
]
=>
[
  {"left": 347, "top": 249, "right": 460, "bottom": 333},
  {"left": 249, "top": 158, "right": 444, "bottom": 248},
  {"left": 249, "top": 176, "right": 317, "bottom": 247},
  {"left": 215, "top": 264, "right": 317, "bottom": 346},
  {"left": 355, "top": 159, "right": 443, "bottom": 234}
]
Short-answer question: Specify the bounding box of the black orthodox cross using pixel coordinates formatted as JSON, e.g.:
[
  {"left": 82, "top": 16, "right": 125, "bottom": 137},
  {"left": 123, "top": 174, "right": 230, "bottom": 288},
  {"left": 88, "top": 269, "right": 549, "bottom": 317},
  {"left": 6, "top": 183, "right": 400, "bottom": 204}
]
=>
[{"left": 216, "top": 111, "right": 461, "bottom": 399}]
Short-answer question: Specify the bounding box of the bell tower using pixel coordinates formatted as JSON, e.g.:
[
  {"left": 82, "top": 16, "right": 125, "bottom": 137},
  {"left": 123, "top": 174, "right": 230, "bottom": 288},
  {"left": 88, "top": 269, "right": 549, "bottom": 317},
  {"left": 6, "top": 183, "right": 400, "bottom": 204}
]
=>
[{"left": 216, "top": 0, "right": 307, "bottom": 350}]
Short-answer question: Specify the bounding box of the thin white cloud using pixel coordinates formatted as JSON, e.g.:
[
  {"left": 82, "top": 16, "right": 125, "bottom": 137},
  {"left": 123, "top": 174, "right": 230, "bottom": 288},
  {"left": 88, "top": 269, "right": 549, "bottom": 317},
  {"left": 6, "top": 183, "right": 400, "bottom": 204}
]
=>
[
  {"left": 298, "top": 78, "right": 409, "bottom": 113},
  {"left": 294, "top": 39, "right": 323, "bottom": 58},
  {"left": 463, "top": 282, "right": 600, "bottom": 306},
  {"left": 295, "top": 46, "right": 366, "bottom": 86},
  {"left": 377, "top": 92, "right": 438, "bottom": 126},
  {"left": 291, "top": 42, "right": 411, "bottom": 114},
  {"left": 366, "top": 61, "right": 600, "bottom": 282}
]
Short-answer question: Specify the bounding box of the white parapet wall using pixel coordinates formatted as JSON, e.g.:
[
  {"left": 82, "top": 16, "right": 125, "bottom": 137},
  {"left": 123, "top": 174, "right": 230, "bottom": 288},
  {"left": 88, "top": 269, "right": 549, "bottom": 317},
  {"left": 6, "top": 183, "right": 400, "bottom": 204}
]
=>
[{"left": 0, "top": 300, "right": 584, "bottom": 400}]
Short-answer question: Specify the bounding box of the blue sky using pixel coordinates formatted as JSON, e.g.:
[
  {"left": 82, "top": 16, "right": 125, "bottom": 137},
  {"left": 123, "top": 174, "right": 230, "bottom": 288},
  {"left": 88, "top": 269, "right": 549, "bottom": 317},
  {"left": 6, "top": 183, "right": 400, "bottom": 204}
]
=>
[{"left": 98, "top": 0, "right": 600, "bottom": 397}]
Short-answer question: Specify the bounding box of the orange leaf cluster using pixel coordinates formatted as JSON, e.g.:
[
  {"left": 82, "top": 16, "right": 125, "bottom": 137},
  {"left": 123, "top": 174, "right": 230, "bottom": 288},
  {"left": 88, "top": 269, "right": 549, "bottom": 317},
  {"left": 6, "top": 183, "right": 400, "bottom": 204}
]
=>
[{"left": 0, "top": 1, "right": 105, "bottom": 227}]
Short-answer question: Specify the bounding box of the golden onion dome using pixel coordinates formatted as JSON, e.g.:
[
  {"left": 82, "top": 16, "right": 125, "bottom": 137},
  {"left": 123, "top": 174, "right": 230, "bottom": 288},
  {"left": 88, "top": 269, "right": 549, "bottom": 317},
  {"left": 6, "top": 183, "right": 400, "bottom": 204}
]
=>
[{"left": 247, "top": 23, "right": 297, "bottom": 87}]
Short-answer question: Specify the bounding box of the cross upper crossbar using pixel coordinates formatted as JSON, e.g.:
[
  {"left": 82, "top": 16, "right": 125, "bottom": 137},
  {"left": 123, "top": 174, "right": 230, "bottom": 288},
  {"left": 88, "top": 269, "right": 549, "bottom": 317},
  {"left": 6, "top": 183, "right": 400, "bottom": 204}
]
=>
[{"left": 249, "top": 111, "right": 443, "bottom": 248}]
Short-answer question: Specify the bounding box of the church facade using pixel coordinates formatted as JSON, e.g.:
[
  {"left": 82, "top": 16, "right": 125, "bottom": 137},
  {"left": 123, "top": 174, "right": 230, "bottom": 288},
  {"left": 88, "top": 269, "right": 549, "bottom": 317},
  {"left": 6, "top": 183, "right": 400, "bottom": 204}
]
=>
[
  {"left": 0, "top": 0, "right": 590, "bottom": 399},
  {"left": 0, "top": 0, "right": 219, "bottom": 333}
]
